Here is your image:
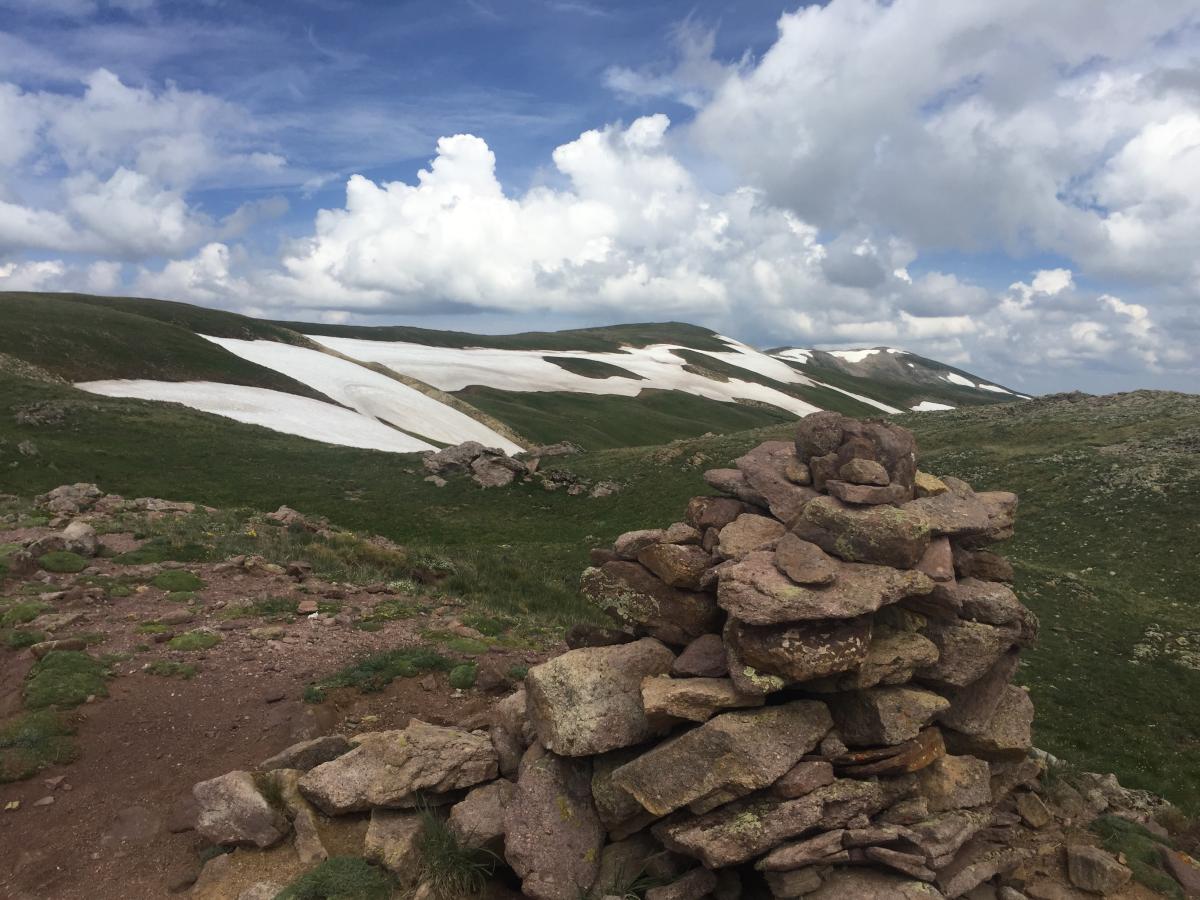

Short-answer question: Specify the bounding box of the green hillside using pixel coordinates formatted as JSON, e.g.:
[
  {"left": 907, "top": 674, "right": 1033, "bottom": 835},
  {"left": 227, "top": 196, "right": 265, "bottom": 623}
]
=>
[
  {"left": 0, "top": 359, "right": 1196, "bottom": 809},
  {"left": 0, "top": 293, "right": 329, "bottom": 402}
]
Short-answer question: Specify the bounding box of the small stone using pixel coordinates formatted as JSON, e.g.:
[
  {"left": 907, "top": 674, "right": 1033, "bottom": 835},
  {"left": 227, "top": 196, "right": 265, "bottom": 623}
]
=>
[
  {"left": 297, "top": 599, "right": 319, "bottom": 614},
  {"left": 33, "top": 796, "right": 54, "bottom": 807},
  {"left": 771, "top": 760, "right": 835, "bottom": 798},
  {"left": 917, "top": 754, "right": 992, "bottom": 812},
  {"left": 671, "top": 634, "right": 728, "bottom": 677},
  {"left": 830, "top": 686, "right": 950, "bottom": 747},
  {"left": 915, "top": 471, "right": 949, "bottom": 497},
  {"left": 773, "top": 534, "right": 837, "bottom": 585}
]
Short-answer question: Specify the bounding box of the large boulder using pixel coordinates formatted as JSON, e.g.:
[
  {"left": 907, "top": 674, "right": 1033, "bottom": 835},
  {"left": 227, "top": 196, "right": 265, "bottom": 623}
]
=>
[
  {"left": 717, "top": 550, "right": 932, "bottom": 624},
  {"left": 733, "top": 441, "right": 819, "bottom": 525},
  {"left": 724, "top": 615, "right": 872, "bottom": 683},
  {"left": 193, "top": 771, "right": 288, "bottom": 848},
  {"left": 471, "top": 453, "right": 528, "bottom": 488},
  {"left": 830, "top": 686, "right": 951, "bottom": 747},
  {"left": 259, "top": 735, "right": 352, "bottom": 772},
  {"left": 298, "top": 723, "right": 498, "bottom": 814},
  {"left": 525, "top": 638, "right": 675, "bottom": 756},
  {"left": 918, "top": 619, "right": 1022, "bottom": 688},
  {"left": 448, "top": 779, "right": 515, "bottom": 851},
  {"left": 811, "top": 627, "right": 940, "bottom": 691},
  {"left": 424, "top": 441, "right": 488, "bottom": 474},
  {"left": 611, "top": 700, "right": 832, "bottom": 817},
  {"left": 580, "top": 561, "right": 721, "bottom": 645},
  {"left": 504, "top": 752, "right": 604, "bottom": 900},
  {"left": 793, "top": 496, "right": 933, "bottom": 569}
]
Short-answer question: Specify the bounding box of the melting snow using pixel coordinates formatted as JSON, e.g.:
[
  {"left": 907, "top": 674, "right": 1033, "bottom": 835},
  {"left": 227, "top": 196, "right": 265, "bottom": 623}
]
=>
[
  {"left": 827, "top": 349, "right": 881, "bottom": 363},
  {"left": 203, "top": 337, "right": 523, "bottom": 453},
  {"left": 975, "top": 383, "right": 1013, "bottom": 395},
  {"left": 911, "top": 401, "right": 956, "bottom": 412},
  {"left": 76, "top": 380, "right": 436, "bottom": 453},
  {"left": 308, "top": 336, "right": 823, "bottom": 418},
  {"left": 943, "top": 372, "right": 975, "bottom": 387},
  {"left": 772, "top": 348, "right": 813, "bottom": 364}
]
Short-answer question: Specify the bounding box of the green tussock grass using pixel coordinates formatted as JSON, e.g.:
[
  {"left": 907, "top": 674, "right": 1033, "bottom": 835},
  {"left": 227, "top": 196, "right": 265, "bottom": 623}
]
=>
[
  {"left": 116, "top": 538, "right": 209, "bottom": 565},
  {"left": 152, "top": 570, "right": 204, "bottom": 592},
  {"left": 304, "top": 646, "right": 452, "bottom": 703},
  {"left": 1090, "top": 815, "right": 1182, "bottom": 898},
  {"left": 3, "top": 628, "right": 45, "bottom": 649},
  {"left": 0, "top": 710, "right": 77, "bottom": 782},
  {"left": 167, "top": 631, "right": 221, "bottom": 651},
  {"left": 448, "top": 663, "right": 477, "bottom": 690},
  {"left": 273, "top": 856, "right": 394, "bottom": 900},
  {"left": 415, "top": 808, "right": 498, "bottom": 898},
  {"left": 1, "top": 600, "right": 49, "bottom": 628},
  {"left": 37, "top": 551, "right": 88, "bottom": 573},
  {"left": 146, "top": 660, "right": 198, "bottom": 679},
  {"left": 24, "top": 650, "right": 109, "bottom": 709}
]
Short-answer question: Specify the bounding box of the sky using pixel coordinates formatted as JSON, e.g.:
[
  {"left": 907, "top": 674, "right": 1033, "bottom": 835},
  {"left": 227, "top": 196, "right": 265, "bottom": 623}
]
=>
[{"left": 0, "top": 0, "right": 1198, "bottom": 394}]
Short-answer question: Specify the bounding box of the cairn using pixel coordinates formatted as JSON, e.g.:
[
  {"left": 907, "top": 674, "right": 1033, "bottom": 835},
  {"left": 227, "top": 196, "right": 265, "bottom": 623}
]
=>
[{"left": 193, "top": 412, "right": 1136, "bottom": 899}]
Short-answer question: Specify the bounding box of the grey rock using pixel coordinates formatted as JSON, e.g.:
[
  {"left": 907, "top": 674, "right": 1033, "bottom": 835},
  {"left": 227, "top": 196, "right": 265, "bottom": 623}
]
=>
[
  {"left": 580, "top": 561, "right": 721, "bottom": 645},
  {"left": 260, "top": 735, "right": 352, "bottom": 772},
  {"left": 642, "top": 675, "right": 764, "bottom": 724},
  {"left": 364, "top": 809, "right": 424, "bottom": 885},
  {"left": 192, "top": 771, "right": 288, "bottom": 848},
  {"left": 449, "top": 779, "right": 515, "bottom": 850},
  {"left": 917, "top": 755, "right": 992, "bottom": 812},
  {"left": 793, "top": 495, "right": 932, "bottom": 569},
  {"left": 1066, "top": 844, "right": 1132, "bottom": 895},
  {"left": 717, "top": 514, "right": 787, "bottom": 559},
  {"left": 830, "top": 686, "right": 951, "bottom": 747},
  {"left": 671, "top": 634, "right": 729, "bottom": 678}
]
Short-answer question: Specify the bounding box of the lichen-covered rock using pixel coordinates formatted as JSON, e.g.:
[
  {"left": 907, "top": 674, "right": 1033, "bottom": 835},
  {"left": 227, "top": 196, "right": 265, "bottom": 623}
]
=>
[
  {"left": 773, "top": 534, "right": 837, "bottom": 585},
  {"left": 504, "top": 752, "right": 603, "bottom": 900},
  {"left": 364, "top": 809, "right": 424, "bottom": 884},
  {"left": 717, "top": 514, "right": 787, "bottom": 559},
  {"left": 917, "top": 755, "right": 991, "bottom": 812},
  {"left": 724, "top": 615, "right": 871, "bottom": 683},
  {"left": 298, "top": 722, "right": 498, "bottom": 814},
  {"left": 807, "top": 868, "right": 947, "bottom": 898},
  {"left": 193, "top": 771, "right": 288, "bottom": 848},
  {"left": 614, "top": 529, "right": 666, "bottom": 559},
  {"left": 794, "top": 496, "right": 932, "bottom": 569},
  {"left": 641, "top": 675, "right": 763, "bottom": 724},
  {"left": 830, "top": 686, "right": 951, "bottom": 747},
  {"left": 734, "top": 441, "right": 820, "bottom": 525},
  {"left": 637, "top": 543, "right": 711, "bottom": 590},
  {"left": 756, "top": 828, "right": 848, "bottom": 871},
  {"left": 1067, "top": 844, "right": 1132, "bottom": 895},
  {"left": 526, "top": 638, "right": 675, "bottom": 756},
  {"left": 580, "top": 561, "right": 721, "bottom": 645},
  {"left": 771, "top": 760, "right": 836, "bottom": 798},
  {"left": 717, "top": 550, "right": 932, "bottom": 625},
  {"left": 591, "top": 747, "right": 658, "bottom": 840},
  {"left": 811, "top": 627, "right": 940, "bottom": 691},
  {"left": 612, "top": 701, "right": 832, "bottom": 818}
]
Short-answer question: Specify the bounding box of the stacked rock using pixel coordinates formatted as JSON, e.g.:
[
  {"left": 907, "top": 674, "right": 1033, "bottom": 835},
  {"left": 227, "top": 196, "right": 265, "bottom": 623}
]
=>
[{"left": 540, "top": 411, "right": 1041, "bottom": 898}]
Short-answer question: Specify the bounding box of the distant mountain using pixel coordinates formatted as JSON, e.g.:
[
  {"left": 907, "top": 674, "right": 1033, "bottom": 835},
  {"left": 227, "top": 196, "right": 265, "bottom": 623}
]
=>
[{"left": 0, "top": 292, "right": 1026, "bottom": 452}]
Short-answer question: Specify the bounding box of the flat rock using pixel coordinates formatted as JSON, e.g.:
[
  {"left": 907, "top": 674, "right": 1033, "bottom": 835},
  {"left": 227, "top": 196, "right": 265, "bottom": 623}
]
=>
[
  {"left": 591, "top": 747, "right": 658, "bottom": 840},
  {"left": 867, "top": 845, "right": 937, "bottom": 881},
  {"left": 504, "top": 752, "right": 603, "bottom": 900},
  {"left": 952, "top": 547, "right": 1014, "bottom": 583},
  {"left": 830, "top": 686, "right": 951, "bottom": 747},
  {"left": 794, "top": 495, "right": 932, "bottom": 569},
  {"left": 917, "top": 755, "right": 992, "bottom": 812},
  {"left": 756, "top": 829, "right": 848, "bottom": 871},
  {"left": 526, "top": 638, "right": 675, "bottom": 756},
  {"left": 725, "top": 615, "right": 872, "bottom": 683},
  {"left": 771, "top": 760, "right": 836, "bottom": 798},
  {"left": 833, "top": 727, "right": 946, "bottom": 777},
  {"left": 936, "top": 837, "right": 1031, "bottom": 898},
  {"left": 655, "top": 779, "right": 887, "bottom": 868},
  {"left": 905, "top": 488, "right": 992, "bottom": 536},
  {"left": 642, "top": 675, "right": 763, "bottom": 724},
  {"left": 193, "top": 771, "right": 287, "bottom": 848},
  {"left": 612, "top": 700, "right": 832, "bottom": 818},
  {"left": 944, "top": 686, "right": 1034, "bottom": 759},
  {"left": 614, "top": 529, "right": 666, "bottom": 559},
  {"left": 938, "top": 650, "right": 1020, "bottom": 735},
  {"left": 717, "top": 550, "right": 932, "bottom": 625},
  {"left": 841, "top": 458, "right": 890, "bottom": 486},
  {"left": 299, "top": 722, "right": 498, "bottom": 814},
  {"left": 774, "top": 534, "right": 838, "bottom": 585},
  {"left": 671, "top": 633, "right": 728, "bottom": 677},
  {"left": 637, "top": 543, "right": 711, "bottom": 590},
  {"left": 717, "top": 514, "right": 787, "bottom": 559},
  {"left": 686, "top": 496, "right": 752, "bottom": 530},
  {"left": 260, "top": 735, "right": 352, "bottom": 772},
  {"left": 815, "top": 627, "right": 940, "bottom": 691},
  {"left": 827, "top": 480, "right": 913, "bottom": 505},
  {"left": 580, "top": 560, "right": 721, "bottom": 645}
]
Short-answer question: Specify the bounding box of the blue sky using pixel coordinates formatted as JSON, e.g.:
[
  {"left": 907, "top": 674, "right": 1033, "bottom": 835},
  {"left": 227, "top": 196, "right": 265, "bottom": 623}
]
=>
[{"left": 1, "top": 0, "right": 1198, "bottom": 393}]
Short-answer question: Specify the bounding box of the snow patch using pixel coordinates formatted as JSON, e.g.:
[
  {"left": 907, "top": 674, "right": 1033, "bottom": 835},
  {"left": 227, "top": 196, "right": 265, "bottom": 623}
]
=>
[
  {"left": 76, "top": 380, "right": 435, "bottom": 453},
  {"left": 911, "top": 401, "right": 956, "bottom": 412},
  {"left": 975, "top": 383, "right": 1013, "bottom": 395},
  {"left": 203, "top": 337, "right": 523, "bottom": 453},
  {"left": 808, "top": 379, "right": 902, "bottom": 415},
  {"left": 827, "top": 349, "right": 881, "bottom": 363},
  {"left": 773, "top": 348, "right": 813, "bottom": 364},
  {"left": 943, "top": 372, "right": 975, "bottom": 387}
]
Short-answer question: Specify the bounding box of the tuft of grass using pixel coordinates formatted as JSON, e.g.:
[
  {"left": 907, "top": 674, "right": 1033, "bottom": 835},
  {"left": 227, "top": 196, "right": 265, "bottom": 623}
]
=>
[
  {"left": 146, "top": 660, "right": 198, "bottom": 679},
  {"left": 416, "top": 808, "right": 498, "bottom": 898},
  {"left": 424, "top": 631, "right": 491, "bottom": 656},
  {"left": 136, "top": 622, "right": 169, "bottom": 635},
  {"left": 461, "top": 614, "right": 508, "bottom": 637},
  {"left": 23, "top": 650, "right": 109, "bottom": 709},
  {"left": 304, "top": 646, "right": 451, "bottom": 703},
  {"left": 448, "top": 663, "right": 477, "bottom": 690},
  {"left": 37, "top": 551, "right": 88, "bottom": 574},
  {"left": 1090, "top": 814, "right": 1182, "bottom": 898},
  {"left": 273, "top": 856, "right": 394, "bottom": 900},
  {"left": 152, "top": 570, "right": 204, "bottom": 592},
  {"left": 0, "top": 710, "right": 77, "bottom": 782},
  {"left": 1, "top": 600, "right": 49, "bottom": 628},
  {"left": 167, "top": 631, "right": 221, "bottom": 652},
  {"left": 4, "top": 628, "right": 46, "bottom": 650},
  {"left": 115, "top": 537, "right": 209, "bottom": 565},
  {"left": 506, "top": 664, "right": 529, "bottom": 681},
  {"left": 355, "top": 597, "right": 417, "bottom": 631}
]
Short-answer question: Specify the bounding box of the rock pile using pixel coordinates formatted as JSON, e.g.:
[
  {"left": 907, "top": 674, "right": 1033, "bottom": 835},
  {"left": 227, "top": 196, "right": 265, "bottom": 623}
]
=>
[
  {"left": 422, "top": 440, "right": 620, "bottom": 497},
  {"left": 189, "top": 413, "right": 1169, "bottom": 898}
]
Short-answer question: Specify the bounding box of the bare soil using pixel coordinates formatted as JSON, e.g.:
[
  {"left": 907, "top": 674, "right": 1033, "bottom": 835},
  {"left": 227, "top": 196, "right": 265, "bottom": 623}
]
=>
[{"left": 0, "top": 525, "right": 548, "bottom": 900}]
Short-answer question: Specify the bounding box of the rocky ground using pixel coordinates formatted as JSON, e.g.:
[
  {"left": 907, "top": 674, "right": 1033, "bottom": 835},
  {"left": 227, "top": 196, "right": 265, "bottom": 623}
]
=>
[{"left": 0, "top": 487, "right": 548, "bottom": 899}]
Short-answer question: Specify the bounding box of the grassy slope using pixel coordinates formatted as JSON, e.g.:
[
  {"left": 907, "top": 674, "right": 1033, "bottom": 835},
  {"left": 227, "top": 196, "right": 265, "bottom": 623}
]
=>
[
  {"left": 275, "top": 319, "right": 733, "bottom": 352},
  {"left": 781, "top": 356, "right": 1008, "bottom": 410},
  {"left": 453, "top": 386, "right": 794, "bottom": 449},
  {"left": 0, "top": 293, "right": 330, "bottom": 402}
]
